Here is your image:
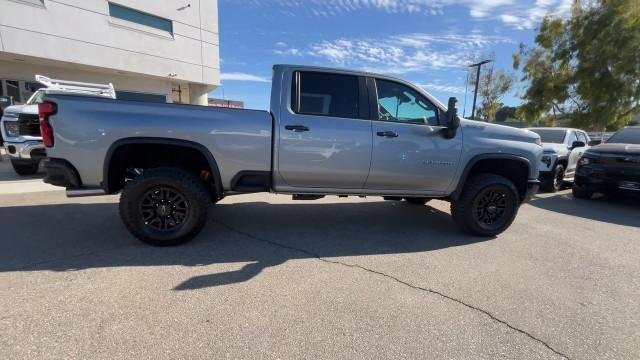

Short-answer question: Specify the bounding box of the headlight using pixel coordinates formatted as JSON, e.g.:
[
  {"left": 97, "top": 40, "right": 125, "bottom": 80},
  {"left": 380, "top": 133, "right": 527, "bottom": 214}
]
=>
[
  {"left": 3, "top": 121, "right": 20, "bottom": 137},
  {"left": 578, "top": 156, "right": 597, "bottom": 166}
]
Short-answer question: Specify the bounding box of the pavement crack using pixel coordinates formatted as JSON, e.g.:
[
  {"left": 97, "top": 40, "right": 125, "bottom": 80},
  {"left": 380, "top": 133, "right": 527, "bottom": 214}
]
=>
[{"left": 215, "top": 220, "right": 571, "bottom": 360}]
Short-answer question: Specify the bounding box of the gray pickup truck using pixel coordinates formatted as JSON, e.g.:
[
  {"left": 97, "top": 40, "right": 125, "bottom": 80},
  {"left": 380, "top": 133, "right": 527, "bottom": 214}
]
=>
[{"left": 41, "top": 65, "right": 542, "bottom": 246}]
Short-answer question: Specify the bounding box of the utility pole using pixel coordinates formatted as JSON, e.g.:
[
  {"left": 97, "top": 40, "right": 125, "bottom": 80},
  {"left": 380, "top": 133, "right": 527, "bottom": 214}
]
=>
[{"left": 468, "top": 59, "right": 492, "bottom": 120}]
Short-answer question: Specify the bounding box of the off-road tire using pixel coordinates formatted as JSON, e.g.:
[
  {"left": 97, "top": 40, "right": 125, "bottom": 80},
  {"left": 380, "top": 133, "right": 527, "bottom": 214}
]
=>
[
  {"left": 404, "top": 197, "right": 430, "bottom": 205},
  {"left": 11, "top": 159, "right": 39, "bottom": 176},
  {"left": 572, "top": 184, "right": 593, "bottom": 200},
  {"left": 543, "top": 164, "right": 565, "bottom": 193},
  {"left": 451, "top": 173, "right": 520, "bottom": 237},
  {"left": 119, "top": 168, "right": 211, "bottom": 246}
]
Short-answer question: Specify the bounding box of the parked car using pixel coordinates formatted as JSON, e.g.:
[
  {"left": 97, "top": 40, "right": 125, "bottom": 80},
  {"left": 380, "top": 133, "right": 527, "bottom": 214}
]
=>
[
  {"left": 573, "top": 126, "right": 640, "bottom": 199},
  {"left": 0, "top": 96, "right": 15, "bottom": 148},
  {"left": 40, "top": 65, "right": 542, "bottom": 246},
  {"left": 526, "top": 127, "right": 593, "bottom": 192},
  {"left": 0, "top": 76, "right": 115, "bottom": 175}
]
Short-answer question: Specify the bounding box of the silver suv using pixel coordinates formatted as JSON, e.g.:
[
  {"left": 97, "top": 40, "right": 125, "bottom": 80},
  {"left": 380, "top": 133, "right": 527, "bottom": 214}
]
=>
[{"left": 527, "top": 127, "right": 592, "bottom": 192}]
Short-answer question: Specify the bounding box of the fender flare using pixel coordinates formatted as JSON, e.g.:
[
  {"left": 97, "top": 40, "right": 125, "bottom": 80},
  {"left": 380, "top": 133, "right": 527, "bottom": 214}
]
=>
[
  {"left": 451, "top": 153, "right": 532, "bottom": 200},
  {"left": 102, "top": 137, "right": 223, "bottom": 196}
]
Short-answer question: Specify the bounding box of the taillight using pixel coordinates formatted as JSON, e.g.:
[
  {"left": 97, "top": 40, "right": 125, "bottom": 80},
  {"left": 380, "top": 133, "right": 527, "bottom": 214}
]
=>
[{"left": 39, "top": 101, "right": 57, "bottom": 147}]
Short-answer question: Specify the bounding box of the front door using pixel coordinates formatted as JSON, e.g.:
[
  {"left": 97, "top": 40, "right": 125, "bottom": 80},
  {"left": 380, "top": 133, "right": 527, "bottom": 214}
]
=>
[
  {"left": 566, "top": 131, "right": 589, "bottom": 178},
  {"left": 276, "top": 71, "right": 372, "bottom": 189},
  {"left": 365, "top": 78, "right": 462, "bottom": 192}
]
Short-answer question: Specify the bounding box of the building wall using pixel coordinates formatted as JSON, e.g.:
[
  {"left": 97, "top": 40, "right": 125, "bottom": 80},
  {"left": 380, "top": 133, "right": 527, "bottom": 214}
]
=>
[{"left": 0, "top": 0, "right": 219, "bottom": 104}]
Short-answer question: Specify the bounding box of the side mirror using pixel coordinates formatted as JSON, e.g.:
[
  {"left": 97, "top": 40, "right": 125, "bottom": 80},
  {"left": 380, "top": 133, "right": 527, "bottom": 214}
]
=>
[
  {"left": 588, "top": 140, "right": 601, "bottom": 146},
  {"left": 441, "top": 97, "right": 460, "bottom": 139},
  {"left": 570, "top": 141, "right": 585, "bottom": 149},
  {"left": 445, "top": 97, "right": 460, "bottom": 129}
]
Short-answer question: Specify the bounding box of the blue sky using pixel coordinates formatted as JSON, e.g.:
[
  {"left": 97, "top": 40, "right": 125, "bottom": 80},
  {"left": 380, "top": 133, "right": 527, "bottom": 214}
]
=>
[{"left": 209, "top": 0, "right": 572, "bottom": 115}]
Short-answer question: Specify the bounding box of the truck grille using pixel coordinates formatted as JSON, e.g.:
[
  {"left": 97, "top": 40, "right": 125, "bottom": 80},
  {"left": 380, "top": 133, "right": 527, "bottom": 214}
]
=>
[
  {"left": 599, "top": 154, "right": 640, "bottom": 180},
  {"left": 18, "top": 114, "right": 41, "bottom": 137}
]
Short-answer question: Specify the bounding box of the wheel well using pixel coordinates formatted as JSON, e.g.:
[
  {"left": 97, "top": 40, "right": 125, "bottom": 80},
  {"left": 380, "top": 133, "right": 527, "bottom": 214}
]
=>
[
  {"left": 459, "top": 158, "right": 530, "bottom": 200},
  {"left": 556, "top": 158, "right": 568, "bottom": 168},
  {"left": 105, "top": 142, "right": 221, "bottom": 199}
]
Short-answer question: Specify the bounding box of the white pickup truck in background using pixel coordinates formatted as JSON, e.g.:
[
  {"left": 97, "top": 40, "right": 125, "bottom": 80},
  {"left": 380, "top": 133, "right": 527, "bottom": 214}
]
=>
[{"left": 0, "top": 76, "right": 116, "bottom": 175}]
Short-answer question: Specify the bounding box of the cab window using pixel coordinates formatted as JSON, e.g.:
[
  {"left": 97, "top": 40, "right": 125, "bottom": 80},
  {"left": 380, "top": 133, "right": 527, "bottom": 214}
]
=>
[
  {"left": 292, "top": 72, "right": 359, "bottom": 119},
  {"left": 375, "top": 79, "right": 439, "bottom": 125}
]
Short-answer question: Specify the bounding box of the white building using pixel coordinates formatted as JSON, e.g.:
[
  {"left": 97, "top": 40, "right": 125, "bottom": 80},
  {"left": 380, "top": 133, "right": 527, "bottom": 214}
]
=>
[{"left": 0, "top": 0, "right": 219, "bottom": 105}]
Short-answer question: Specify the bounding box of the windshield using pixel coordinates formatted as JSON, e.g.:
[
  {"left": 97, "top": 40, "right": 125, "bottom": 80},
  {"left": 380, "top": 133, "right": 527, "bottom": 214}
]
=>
[
  {"left": 529, "top": 129, "right": 567, "bottom": 144},
  {"left": 607, "top": 128, "right": 640, "bottom": 144},
  {"left": 26, "top": 90, "right": 45, "bottom": 105}
]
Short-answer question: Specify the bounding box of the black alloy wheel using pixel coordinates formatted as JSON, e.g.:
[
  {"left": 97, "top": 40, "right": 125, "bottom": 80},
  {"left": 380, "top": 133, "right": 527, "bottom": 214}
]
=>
[
  {"left": 472, "top": 187, "right": 510, "bottom": 231},
  {"left": 139, "top": 186, "right": 190, "bottom": 232}
]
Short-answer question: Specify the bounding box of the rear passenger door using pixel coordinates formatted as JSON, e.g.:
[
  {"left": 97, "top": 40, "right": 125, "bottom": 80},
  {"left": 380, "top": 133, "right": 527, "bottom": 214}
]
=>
[{"left": 276, "top": 71, "right": 373, "bottom": 189}]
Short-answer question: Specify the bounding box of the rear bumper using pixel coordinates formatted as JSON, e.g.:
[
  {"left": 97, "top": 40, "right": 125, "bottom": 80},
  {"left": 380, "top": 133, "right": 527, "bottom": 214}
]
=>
[
  {"left": 5, "top": 140, "right": 46, "bottom": 160},
  {"left": 523, "top": 179, "right": 540, "bottom": 203},
  {"left": 42, "top": 158, "right": 81, "bottom": 188}
]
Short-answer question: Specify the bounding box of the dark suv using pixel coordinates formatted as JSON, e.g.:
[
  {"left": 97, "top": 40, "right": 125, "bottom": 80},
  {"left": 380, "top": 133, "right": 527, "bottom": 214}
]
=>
[{"left": 573, "top": 126, "right": 640, "bottom": 199}]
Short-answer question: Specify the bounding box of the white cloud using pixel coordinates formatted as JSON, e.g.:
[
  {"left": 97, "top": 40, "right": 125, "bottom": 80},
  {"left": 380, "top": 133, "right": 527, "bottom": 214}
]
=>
[
  {"left": 306, "top": 33, "right": 511, "bottom": 74},
  {"left": 220, "top": 72, "right": 270, "bottom": 82},
  {"left": 241, "top": 0, "right": 573, "bottom": 30},
  {"left": 274, "top": 48, "right": 302, "bottom": 56},
  {"left": 417, "top": 82, "right": 467, "bottom": 94}
]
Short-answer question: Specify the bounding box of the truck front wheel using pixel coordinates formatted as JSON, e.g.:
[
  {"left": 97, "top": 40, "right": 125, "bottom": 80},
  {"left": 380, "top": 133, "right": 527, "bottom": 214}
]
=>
[
  {"left": 11, "top": 159, "right": 40, "bottom": 176},
  {"left": 119, "top": 168, "right": 211, "bottom": 246},
  {"left": 451, "top": 174, "right": 520, "bottom": 237}
]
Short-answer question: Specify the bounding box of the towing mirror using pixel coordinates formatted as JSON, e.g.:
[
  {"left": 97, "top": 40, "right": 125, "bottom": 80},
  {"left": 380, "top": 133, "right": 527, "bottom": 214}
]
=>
[
  {"left": 441, "top": 97, "right": 460, "bottom": 139},
  {"left": 445, "top": 97, "right": 460, "bottom": 129}
]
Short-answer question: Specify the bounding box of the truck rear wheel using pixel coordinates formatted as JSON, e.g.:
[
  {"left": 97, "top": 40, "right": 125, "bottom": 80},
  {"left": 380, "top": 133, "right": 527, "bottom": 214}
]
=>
[
  {"left": 119, "top": 168, "right": 211, "bottom": 246},
  {"left": 451, "top": 174, "right": 520, "bottom": 237},
  {"left": 11, "top": 159, "right": 39, "bottom": 176}
]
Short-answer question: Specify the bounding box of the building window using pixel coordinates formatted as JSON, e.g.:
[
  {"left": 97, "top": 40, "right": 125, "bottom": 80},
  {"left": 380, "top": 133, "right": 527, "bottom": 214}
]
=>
[
  {"left": 116, "top": 91, "right": 167, "bottom": 103},
  {"left": 108, "top": 3, "right": 172, "bottom": 34}
]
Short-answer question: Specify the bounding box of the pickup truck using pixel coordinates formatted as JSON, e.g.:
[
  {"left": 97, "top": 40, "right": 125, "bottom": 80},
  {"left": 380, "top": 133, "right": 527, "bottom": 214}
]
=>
[
  {"left": 573, "top": 126, "right": 640, "bottom": 198},
  {"left": 41, "top": 65, "right": 542, "bottom": 246},
  {"left": 1, "top": 76, "right": 116, "bottom": 175}
]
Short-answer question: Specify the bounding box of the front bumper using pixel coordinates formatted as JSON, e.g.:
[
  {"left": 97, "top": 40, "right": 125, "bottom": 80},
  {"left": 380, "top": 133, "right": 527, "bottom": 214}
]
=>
[
  {"left": 4, "top": 141, "right": 46, "bottom": 160},
  {"left": 523, "top": 179, "right": 540, "bottom": 203}
]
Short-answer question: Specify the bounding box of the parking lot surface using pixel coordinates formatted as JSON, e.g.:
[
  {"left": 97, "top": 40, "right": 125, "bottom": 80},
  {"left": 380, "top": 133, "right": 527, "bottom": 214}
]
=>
[{"left": 1, "top": 158, "right": 639, "bottom": 359}]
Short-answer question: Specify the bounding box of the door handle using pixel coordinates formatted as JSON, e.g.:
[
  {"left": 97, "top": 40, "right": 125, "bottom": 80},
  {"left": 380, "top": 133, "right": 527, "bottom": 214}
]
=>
[
  {"left": 376, "top": 131, "right": 399, "bottom": 138},
  {"left": 285, "top": 124, "right": 310, "bottom": 132}
]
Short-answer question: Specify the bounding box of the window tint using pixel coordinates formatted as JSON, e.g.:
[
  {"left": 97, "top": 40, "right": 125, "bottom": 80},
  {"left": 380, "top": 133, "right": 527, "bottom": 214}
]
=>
[
  {"left": 607, "top": 128, "right": 640, "bottom": 144},
  {"left": 294, "top": 72, "right": 359, "bottom": 118},
  {"left": 529, "top": 129, "right": 566, "bottom": 143},
  {"left": 109, "top": 3, "right": 173, "bottom": 33},
  {"left": 577, "top": 132, "right": 587, "bottom": 143},
  {"left": 566, "top": 131, "right": 579, "bottom": 146},
  {"left": 375, "top": 79, "right": 438, "bottom": 125}
]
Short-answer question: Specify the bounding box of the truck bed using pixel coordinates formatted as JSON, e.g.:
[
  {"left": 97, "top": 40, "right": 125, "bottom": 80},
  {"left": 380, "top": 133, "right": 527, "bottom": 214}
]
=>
[{"left": 44, "top": 95, "right": 273, "bottom": 190}]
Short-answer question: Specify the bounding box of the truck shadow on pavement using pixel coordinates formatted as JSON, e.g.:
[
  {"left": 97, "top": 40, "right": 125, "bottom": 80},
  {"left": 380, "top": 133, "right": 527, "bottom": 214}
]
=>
[
  {"left": 0, "top": 200, "right": 491, "bottom": 290},
  {"left": 527, "top": 192, "right": 640, "bottom": 228}
]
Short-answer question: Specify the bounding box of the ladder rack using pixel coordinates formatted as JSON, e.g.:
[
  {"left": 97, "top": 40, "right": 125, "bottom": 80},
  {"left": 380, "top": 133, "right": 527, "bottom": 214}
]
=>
[{"left": 36, "top": 75, "right": 117, "bottom": 99}]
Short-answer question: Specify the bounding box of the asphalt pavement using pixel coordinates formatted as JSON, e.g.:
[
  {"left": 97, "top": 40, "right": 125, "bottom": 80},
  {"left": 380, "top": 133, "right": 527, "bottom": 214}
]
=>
[{"left": 1, "top": 157, "right": 639, "bottom": 359}]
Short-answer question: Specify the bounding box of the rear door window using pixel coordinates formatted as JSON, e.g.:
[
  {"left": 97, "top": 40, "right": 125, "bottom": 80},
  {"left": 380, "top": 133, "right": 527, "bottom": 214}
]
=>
[{"left": 292, "top": 72, "right": 359, "bottom": 119}]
